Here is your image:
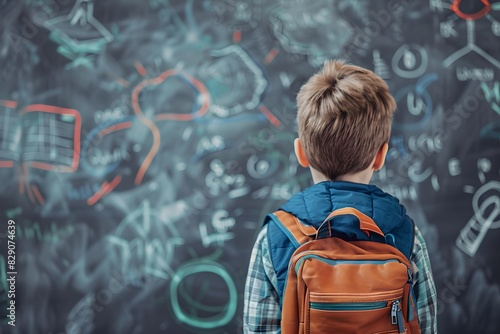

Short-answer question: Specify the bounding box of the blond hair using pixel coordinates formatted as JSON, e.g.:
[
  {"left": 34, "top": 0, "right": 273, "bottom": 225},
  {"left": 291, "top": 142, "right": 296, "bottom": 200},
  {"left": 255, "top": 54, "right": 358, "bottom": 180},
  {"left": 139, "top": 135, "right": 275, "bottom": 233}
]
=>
[{"left": 296, "top": 60, "right": 396, "bottom": 180}]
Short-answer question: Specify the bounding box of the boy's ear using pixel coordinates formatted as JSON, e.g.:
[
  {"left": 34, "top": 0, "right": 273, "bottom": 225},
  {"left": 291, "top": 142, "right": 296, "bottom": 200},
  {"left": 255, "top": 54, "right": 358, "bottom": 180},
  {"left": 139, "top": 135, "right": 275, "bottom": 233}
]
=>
[
  {"left": 373, "top": 143, "right": 389, "bottom": 171},
  {"left": 294, "top": 138, "right": 310, "bottom": 167}
]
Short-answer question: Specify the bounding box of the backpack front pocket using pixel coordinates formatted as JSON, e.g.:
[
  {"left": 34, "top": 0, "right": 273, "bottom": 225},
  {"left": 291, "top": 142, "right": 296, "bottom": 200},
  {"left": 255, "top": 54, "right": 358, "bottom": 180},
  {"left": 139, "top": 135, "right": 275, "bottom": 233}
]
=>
[{"left": 306, "top": 290, "right": 405, "bottom": 334}]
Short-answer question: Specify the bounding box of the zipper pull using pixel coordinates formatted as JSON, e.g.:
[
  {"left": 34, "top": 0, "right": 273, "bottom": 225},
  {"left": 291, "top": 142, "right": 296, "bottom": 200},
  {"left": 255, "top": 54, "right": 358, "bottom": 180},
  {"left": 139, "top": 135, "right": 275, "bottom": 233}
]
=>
[
  {"left": 391, "top": 301, "right": 398, "bottom": 324},
  {"left": 391, "top": 300, "right": 406, "bottom": 333}
]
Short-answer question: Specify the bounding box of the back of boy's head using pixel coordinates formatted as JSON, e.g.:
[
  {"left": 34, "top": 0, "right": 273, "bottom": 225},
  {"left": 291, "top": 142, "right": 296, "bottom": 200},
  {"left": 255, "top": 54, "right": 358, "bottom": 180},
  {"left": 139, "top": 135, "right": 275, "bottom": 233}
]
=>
[{"left": 296, "top": 59, "right": 396, "bottom": 180}]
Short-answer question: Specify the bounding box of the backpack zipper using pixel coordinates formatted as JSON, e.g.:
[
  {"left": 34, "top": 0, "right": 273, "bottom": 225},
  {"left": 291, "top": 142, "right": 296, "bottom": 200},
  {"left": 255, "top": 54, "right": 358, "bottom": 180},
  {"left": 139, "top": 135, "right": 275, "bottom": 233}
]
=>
[
  {"left": 311, "top": 300, "right": 405, "bottom": 332},
  {"left": 391, "top": 300, "right": 406, "bottom": 333},
  {"left": 310, "top": 301, "right": 387, "bottom": 311}
]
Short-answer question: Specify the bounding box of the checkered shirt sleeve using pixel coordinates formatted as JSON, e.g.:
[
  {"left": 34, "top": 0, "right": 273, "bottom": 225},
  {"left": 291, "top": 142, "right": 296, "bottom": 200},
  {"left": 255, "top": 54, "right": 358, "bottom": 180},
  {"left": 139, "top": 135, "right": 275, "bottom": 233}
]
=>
[{"left": 411, "top": 225, "right": 438, "bottom": 334}]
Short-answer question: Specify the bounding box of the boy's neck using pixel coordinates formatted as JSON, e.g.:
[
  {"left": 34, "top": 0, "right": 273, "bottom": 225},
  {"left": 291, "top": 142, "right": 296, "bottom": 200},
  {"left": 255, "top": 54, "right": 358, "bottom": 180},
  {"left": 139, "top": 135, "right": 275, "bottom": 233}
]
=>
[{"left": 310, "top": 167, "right": 374, "bottom": 185}]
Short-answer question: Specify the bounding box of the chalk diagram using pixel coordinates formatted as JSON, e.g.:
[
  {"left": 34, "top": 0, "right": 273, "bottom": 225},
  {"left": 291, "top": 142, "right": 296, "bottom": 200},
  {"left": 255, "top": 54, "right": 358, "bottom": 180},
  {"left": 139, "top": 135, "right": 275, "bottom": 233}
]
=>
[
  {"left": 108, "top": 200, "right": 184, "bottom": 281},
  {"left": 106, "top": 199, "right": 237, "bottom": 329},
  {"left": 209, "top": 0, "right": 263, "bottom": 31},
  {"left": 270, "top": 0, "right": 354, "bottom": 65},
  {"left": 198, "top": 45, "right": 267, "bottom": 118},
  {"left": 0, "top": 100, "right": 20, "bottom": 167},
  {"left": 130, "top": 66, "right": 211, "bottom": 185},
  {"left": 433, "top": 0, "right": 500, "bottom": 68},
  {"left": 21, "top": 104, "right": 81, "bottom": 173},
  {"left": 0, "top": 51, "right": 270, "bottom": 208},
  {"left": 0, "top": 101, "right": 82, "bottom": 206},
  {"left": 0, "top": 100, "right": 129, "bottom": 209},
  {"left": 456, "top": 158, "right": 500, "bottom": 257},
  {"left": 44, "top": 0, "right": 114, "bottom": 66}
]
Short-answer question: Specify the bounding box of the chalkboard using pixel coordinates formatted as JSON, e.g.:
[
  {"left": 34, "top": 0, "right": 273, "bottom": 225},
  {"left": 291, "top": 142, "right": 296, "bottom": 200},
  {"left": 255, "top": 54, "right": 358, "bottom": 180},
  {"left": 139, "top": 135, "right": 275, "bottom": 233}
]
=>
[{"left": 0, "top": 0, "right": 499, "bottom": 333}]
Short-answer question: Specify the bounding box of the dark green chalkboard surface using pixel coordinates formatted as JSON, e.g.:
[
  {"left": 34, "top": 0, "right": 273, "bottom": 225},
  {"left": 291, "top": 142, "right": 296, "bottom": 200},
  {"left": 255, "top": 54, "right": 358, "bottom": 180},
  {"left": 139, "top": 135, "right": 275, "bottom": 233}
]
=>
[{"left": 0, "top": 0, "right": 499, "bottom": 333}]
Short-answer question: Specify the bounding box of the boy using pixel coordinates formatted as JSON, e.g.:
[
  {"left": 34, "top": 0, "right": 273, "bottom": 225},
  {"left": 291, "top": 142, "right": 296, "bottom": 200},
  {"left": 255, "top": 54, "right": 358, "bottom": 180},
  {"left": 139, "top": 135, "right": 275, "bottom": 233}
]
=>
[{"left": 243, "top": 60, "right": 437, "bottom": 333}]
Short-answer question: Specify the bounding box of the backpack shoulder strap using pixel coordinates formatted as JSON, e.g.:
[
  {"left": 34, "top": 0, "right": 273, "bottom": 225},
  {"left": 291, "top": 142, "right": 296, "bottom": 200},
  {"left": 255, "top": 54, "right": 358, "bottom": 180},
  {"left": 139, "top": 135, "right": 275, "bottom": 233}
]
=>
[{"left": 269, "top": 210, "right": 316, "bottom": 246}]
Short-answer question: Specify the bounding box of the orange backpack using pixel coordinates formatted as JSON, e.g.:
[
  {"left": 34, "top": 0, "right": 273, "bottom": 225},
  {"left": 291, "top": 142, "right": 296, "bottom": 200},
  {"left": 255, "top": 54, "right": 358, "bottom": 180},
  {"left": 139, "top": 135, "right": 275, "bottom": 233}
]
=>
[{"left": 274, "top": 207, "right": 421, "bottom": 334}]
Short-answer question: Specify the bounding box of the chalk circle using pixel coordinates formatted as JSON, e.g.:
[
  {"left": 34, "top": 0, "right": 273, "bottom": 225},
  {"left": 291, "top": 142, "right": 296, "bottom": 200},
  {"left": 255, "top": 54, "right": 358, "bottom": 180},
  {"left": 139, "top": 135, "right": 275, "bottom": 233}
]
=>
[
  {"left": 473, "top": 181, "right": 500, "bottom": 229},
  {"left": 170, "top": 260, "right": 237, "bottom": 329},
  {"left": 392, "top": 44, "right": 428, "bottom": 79},
  {"left": 247, "top": 154, "right": 279, "bottom": 179},
  {"left": 450, "top": 0, "right": 491, "bottom": 20}
]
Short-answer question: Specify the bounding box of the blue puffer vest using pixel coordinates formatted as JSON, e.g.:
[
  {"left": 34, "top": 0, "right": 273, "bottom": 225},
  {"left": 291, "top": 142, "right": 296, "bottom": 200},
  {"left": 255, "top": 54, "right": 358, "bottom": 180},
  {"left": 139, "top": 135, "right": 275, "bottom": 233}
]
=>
[{"left": 263, "top": 181, "right": 415, "bottom": 306}]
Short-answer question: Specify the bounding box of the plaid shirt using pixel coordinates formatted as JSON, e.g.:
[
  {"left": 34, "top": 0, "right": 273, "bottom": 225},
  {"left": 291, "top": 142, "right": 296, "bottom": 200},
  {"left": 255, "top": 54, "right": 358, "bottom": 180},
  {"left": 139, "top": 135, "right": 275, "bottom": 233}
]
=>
[{"left": 243, "top": 224, "right": 438, "bottom": 334}]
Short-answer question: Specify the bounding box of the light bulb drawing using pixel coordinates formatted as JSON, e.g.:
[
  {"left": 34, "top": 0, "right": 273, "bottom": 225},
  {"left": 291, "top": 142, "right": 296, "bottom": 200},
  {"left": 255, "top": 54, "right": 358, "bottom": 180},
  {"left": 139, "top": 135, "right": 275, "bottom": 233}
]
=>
[{"left": 456, "top": 157, "right": 500, "bottom": 257}]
